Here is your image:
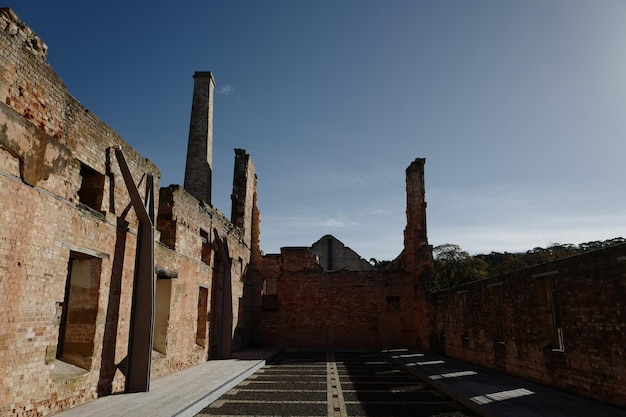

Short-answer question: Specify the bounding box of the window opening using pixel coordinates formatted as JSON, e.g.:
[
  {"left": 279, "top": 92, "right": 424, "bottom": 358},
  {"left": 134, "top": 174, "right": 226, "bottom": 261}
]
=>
[
  {"left": 78, "top": 163, "right": 105, "bottom": 212},
  {"left": 196, "top": 286, "right": 209, "bottom": 346},
  {"left": 262, "top": 278, "right": 277, "bottom": 311},
  {"left": 200, "top": 228, "right": 211, "bottom": 265},
  {"left": 56, "top": 252, "right": 102, "bottom": 370},
  {"left": 153, "top": 278, "right": 172, "bottom": 354},
  {"left": 540, "top": 275, "right": 564, "bottom": 350}
]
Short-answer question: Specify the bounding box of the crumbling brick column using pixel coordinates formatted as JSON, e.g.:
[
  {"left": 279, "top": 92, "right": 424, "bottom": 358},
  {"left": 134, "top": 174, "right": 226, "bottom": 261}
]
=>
[
  {"left": 403, "top": 158, "right": 428, "bottom": 270},
  {"left": 231, "top": 148, "right": 256, "bottom": 247}
]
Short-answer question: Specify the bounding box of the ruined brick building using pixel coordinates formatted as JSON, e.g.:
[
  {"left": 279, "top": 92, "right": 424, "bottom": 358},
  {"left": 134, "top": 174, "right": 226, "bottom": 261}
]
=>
[{"left": 0, "top": 8, "right": 624, "bottom": 416}]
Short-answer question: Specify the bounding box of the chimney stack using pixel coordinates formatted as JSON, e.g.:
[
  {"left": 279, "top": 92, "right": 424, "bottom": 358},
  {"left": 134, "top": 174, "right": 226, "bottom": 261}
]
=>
[{"left": 184, "top": 71, "right": 215, "bottom": 204}]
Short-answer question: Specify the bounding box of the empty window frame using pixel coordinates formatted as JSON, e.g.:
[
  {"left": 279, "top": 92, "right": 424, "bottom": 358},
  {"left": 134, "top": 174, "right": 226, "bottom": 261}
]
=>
[
  {"left": 200, "top": 228, "right": 211, "bottom": 265},
  {"left": 196, "top": 286, "right": 209, "bottom": 346},
  {"left": 56, "top": 252, "right": 102, "bottom": 370},
  {"left": 536, "top": 272, "right": 564, "bottom": 351},
  {"left": 262, "top": 278, "right": 277, "bottom": 311},
  {"left": 153, "top": 278, "right": 172, "bottom": 354},
  {"left": 78, "top": 163, "right": 105, "bottom": 212}
]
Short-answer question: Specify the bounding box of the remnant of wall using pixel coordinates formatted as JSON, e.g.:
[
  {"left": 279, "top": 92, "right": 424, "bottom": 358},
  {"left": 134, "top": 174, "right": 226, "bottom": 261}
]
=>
[
  {"left": 432, "top": 243, "right": 626, "bottom": 409},
  {"left": 250, "top": 158, "right": 434, "bottom": 350},
  {"left": 231, "top": 148, "right": 256, "bottom": 248},
  {"left": 251, "top": 249, "right": 416, "bottom": 348},
  {"left": 310, "top": 235, "right": 375, "bottom": 271},
  {"left": 0, "top": 9, "right": 258, "bottom": 416}
]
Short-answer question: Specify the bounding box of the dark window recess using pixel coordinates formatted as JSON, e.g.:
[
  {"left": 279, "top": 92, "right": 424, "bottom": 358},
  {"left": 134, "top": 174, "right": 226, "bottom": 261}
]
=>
[
  {"left": 200, "top": 229, "right": 211, "bottom": 264},
  {"left": 196, "top": 287, "right": 209, "bottom": 346},
  {"left": 262, "top": 294, "right": 277, "bottom": 311},
  {"left": 386, "top": 296, "right": 401, "bottom": 312},
  {"left": 78, "top": 164, "right": 105, "bottom": 211},
  {"left": 540, "top": 276, "right": 564, "bottom": 351}
]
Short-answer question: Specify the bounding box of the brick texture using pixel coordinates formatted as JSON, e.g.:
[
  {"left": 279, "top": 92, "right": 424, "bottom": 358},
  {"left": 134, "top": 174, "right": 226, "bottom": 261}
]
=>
[
  {"left": 0, "top": 9, "right": 256, "bottom": 415},
  {"left": 432, "top": 244, "right": 626, "bottom": 409}
]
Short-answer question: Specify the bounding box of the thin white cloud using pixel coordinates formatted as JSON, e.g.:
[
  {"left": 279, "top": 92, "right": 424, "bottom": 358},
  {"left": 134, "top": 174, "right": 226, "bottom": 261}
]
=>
[
  {"left": 318, "top": 218, "right": 346, "bottom": 228},
  {"left": 217, "top": 84, "right": 235, "bottom": 95}
]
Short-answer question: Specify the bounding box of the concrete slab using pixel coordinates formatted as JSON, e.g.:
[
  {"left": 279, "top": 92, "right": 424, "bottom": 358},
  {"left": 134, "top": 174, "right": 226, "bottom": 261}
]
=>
[{"left": 53, "top": 348, "right": 279, "bottom": 417}]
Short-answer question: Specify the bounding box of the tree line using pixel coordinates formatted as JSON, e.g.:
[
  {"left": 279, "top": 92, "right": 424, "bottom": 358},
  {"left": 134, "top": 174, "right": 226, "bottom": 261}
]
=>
[{"left": 432, "top": 237, "right": 626, "bottom": 290}]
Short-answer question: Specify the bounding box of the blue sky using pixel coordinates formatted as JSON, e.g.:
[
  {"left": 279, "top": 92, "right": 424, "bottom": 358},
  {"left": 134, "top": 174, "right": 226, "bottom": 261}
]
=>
[{"left": 9, "top": 1, "right": 626, "bottom": 260}]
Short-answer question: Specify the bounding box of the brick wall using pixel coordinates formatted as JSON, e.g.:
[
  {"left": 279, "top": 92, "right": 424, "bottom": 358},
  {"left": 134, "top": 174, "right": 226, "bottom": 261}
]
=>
[
  {"left": 249, "top": 246, "right": 425, "bottom": 350},
  {"left": 0, "top": 9, "right": 258, "bottom": 416},
  {"left": 432, "top": 243, "right": 626, "bottom": 409}
]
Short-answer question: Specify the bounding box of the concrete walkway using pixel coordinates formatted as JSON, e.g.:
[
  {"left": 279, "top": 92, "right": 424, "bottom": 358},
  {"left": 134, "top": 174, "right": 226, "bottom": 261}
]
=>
[
  {"left": 54, "top": 347, "right": 626, "bottom": 417},
  {"left": 384, "top": 349, "right": 626, "bottom": 417},
  {"left": 54, "top": 348, "right": 279, "bottom": 417}
]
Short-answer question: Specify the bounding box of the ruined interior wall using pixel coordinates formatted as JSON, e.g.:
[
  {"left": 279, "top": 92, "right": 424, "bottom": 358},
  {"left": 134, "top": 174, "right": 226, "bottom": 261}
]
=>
[
  {"left": 251, "top": 248, "right": 417, "bottom": 349},
  {"left": 433, "top": 243, "right": 626, "bottom": 409},
  {"left": 156, "top": 185, "right": 254, "bottom": 360}
]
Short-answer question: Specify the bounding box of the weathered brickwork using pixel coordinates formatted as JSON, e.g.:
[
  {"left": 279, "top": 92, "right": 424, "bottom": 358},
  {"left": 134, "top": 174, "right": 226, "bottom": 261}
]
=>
[
  {"left": 250, "top": 158, "right": 434, "bottom": 351},
  {"left": 250, "top": 253, "right": 418, "bottom": 348},
  {"left": 0, "top": 9, "right": 257, "bottom": 416},
  {"left": 2, "top": 7, "right": 623, "bottom": 416},
  {"left": 432, "top": 244, "right": 626, "bottom": 408},
  {"left": 184, "top": 71, "right": 215, "bottom": 204}
]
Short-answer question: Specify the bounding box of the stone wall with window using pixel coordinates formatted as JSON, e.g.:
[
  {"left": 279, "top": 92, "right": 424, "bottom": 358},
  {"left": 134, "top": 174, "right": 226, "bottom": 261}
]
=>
[
  {"left": 432, "top": 243, "right": 626, "bottom": 409},
  {"left": 250, "top": 249, "right": 419, "bottom": 349}
]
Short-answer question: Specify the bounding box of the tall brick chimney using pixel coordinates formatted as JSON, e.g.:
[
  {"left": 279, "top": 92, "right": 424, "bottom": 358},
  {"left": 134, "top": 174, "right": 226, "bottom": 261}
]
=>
[
  {"left": 231, "top": 149, "right": 256, "bottom": 247},
  {"left": 184, "top": 71, "right": 215, "bottom": 204},
  {"left": 403, "top": 158, "right": 429, "bottom": 270}
]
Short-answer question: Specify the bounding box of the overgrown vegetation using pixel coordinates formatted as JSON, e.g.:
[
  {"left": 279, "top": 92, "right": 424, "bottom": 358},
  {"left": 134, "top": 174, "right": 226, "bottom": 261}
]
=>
[{"left": 433, "top": 237, "right": 625, "bottom": 290}]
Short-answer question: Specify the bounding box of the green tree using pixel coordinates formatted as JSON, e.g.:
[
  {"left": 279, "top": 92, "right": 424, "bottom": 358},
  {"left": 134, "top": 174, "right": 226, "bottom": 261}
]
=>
[
  {"left": 433, "top": 244, "right": 488, "bottom": 290},
  {"left": 369, "top": 258, "right": 391, "bottom": 269}
]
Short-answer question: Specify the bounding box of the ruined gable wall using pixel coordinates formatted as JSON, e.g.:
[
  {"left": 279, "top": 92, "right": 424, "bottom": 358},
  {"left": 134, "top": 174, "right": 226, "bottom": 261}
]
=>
[
  {"left": 310, "top": 235, "right": 376, "bottom": 272},
  {"left": 251, "top": 248, "right": 418, "bottom": 349},
  {"left": 433, "top": 243, "right": 626, "bottom": 409}
]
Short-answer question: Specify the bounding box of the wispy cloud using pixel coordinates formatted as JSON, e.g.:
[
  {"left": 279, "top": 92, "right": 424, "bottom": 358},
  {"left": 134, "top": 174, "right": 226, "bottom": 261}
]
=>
[
  {"left": 318, "top": 218, "right": 346, "bottom": 228},
  {"left": 217, "top": 84, "right": 235, "bottom": 95}
]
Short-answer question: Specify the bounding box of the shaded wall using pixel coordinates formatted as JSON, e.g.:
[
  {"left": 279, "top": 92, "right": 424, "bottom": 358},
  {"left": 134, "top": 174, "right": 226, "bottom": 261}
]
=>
[
  {"left": 432, "top": 243, "right": 626, "bottom": 409},
  {"left": 251, "top": 248, "right": 419, "bottom": 349}
]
